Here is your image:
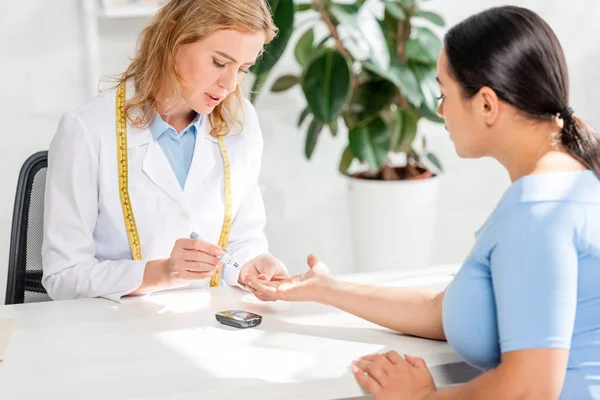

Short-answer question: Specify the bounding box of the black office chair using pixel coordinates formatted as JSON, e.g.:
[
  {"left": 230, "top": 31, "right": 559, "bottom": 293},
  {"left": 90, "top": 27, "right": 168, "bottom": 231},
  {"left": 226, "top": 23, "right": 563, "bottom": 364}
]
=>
[{"left": 5, "top": 151, "right": 52, "bottom": 304}]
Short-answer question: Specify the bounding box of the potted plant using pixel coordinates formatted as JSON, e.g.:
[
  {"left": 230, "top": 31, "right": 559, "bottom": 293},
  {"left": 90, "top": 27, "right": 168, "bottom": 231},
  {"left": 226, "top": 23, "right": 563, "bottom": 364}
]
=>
[{"left": 253, "top": 0, "right": 446, "bottom": 271}]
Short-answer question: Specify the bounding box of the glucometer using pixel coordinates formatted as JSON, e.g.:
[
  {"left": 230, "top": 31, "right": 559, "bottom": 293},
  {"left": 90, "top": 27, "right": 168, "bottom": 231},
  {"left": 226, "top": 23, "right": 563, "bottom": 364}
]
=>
[{"left": 215, "top": 310, "right": 262, "bottom": 329}]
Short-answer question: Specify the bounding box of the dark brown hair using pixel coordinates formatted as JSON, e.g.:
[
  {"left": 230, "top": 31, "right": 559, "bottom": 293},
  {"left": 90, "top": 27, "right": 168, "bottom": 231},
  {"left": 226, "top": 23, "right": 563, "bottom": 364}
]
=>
[{"left": 444, "top": 6, "right": 600, "bottom": 178}]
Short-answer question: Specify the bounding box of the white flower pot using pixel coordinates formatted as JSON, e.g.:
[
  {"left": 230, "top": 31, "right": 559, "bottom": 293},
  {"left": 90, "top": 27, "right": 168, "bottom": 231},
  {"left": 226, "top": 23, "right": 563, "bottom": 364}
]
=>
[{"left": 345, "top": 174, "right": 440, "bottom": 272}]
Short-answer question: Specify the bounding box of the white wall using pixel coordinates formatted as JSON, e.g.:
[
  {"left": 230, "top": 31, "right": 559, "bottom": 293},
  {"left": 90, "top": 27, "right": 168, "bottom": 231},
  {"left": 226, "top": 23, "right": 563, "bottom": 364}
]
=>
[{"left": 0, "top": 0, "right": 598, "bottom": 299}]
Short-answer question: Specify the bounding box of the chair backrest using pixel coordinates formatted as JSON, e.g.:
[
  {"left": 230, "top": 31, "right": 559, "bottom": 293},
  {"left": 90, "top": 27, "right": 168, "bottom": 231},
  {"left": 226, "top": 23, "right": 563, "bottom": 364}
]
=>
[{"left": 5, "top": 151, "right": 52, "bottom": 304}]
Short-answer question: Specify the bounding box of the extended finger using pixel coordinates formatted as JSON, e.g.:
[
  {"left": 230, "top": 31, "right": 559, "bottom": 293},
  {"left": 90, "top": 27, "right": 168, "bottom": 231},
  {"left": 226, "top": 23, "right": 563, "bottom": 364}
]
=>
[
  {"left": 247, "top": 283, "right": 279, "bottom": 302},
  {"left": 307, "top": 253, "right": 320, "bottom": 267},
  {"left": 360, "top": 353, "right": 394, "bottom": 372},
  {"left": 307, "top": 253, "right": 329, "bottom": 274},
  {"left": 179, "top": 238, "right": 224, "bottom": 256},
  {"left": 181, "top": 249, "right": 220, "bottom": 265},
  {"left": 384, "top": 350, "right": 405, "bottom": 365},
  {"left": 247, "top": 277, "right": 291, "bottom": 301},
  {"left": 404, "top": 354, "right": 428, "bottom": 371},
  {"left": 246, "top": 277, "right": 280, "bottom": 295},
  {"left": 354, "top": 359, "right": 388, "bottom": 386},
  {"left": 352, "top": 364, "right": 382, "bottom": 396}
]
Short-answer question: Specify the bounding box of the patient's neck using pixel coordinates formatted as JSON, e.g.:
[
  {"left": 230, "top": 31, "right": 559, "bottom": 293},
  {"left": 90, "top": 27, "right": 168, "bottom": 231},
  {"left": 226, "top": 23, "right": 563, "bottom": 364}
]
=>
[{"left": 491, "top": 120, "right": 585, "bottom": 182}]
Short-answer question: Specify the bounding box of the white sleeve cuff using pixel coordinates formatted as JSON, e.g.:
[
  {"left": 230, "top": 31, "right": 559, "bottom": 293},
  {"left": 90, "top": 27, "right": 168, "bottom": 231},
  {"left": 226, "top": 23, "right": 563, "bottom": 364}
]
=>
[
  {"left": 222, "top": 263, "right": 248, "bottom": 290},
  {"left": 100, "top": 260, "right": 148, "bottom": 303}
]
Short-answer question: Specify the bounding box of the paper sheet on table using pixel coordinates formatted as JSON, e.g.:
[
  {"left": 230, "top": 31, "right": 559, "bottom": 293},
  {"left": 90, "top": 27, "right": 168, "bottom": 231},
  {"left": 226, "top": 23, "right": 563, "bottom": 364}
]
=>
[{"left": 0, "top": 318, "right": 16, "bottom": 361}]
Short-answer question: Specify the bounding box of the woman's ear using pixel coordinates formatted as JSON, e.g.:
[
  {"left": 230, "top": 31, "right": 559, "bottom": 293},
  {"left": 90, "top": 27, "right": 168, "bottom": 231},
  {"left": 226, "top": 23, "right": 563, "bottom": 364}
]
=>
[{"left": 476, "top": 86, "right": 500, "bottom": 126}]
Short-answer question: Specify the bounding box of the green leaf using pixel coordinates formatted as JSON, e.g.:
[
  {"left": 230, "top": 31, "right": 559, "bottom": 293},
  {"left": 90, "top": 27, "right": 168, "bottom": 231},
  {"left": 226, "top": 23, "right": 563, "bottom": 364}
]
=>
[
  {"left": 389, "top": 109, "right": 403, "bottom": 151},
  {"left": 415, "top": 10, "right": 445, "bottom": 26},
  {"left": 252, "top": 0, "right": 295, "bottom": 74},
  {"left": 339, "top": 145, "right": 355, "bottom": 174},
  {"left": 348, "top": 117, "right": 390, "bottom": 170},
  {"left": 250, "top": 0, "right": 295, "bottom": 101},
  {"left": 348, "top": 79, "right": 397, "bottom": 125},
  {"left": 384, "top": 2, "right": 406, "bottom": 20},
  {"left": 302, "top": 49, "right": 352, "bottom": 123},
  {"left": 271, "top": 74, "right": 299, "bottom": 92},
  {"left": 298, "top": 107, "right": 311, "bottom": 127},
  {"left": 305, "top": 118, "right": 324, "bottom": 159},
  {"left": 364, "top": 60, "right": 423, "bottom": 107},
  {"left": 392, "top": 62, "right": 423, "bottom": 107},
  {"left": 382, "top": 7, "right": 399, "bottom": 59},
  {"left": 315, "top": 35, "right": 332, "bottom": 50},
  {"left": 383, "top": 0, "right": 414, "bottom": 6},
  {"left": 295, "top": 3, "right": 314, "bottom": 12},
  {"left": 294, "top": 28, "right": 314, "bottom": 67},
  {"left": 329, "top": 119, "right": 338, "bottom": 136},
  {"left": 410, "top": 63, "right": 442, "bottom": 121},
  {"left": 393, "top": 109, "right": 418, "bottom": 153},
  {"left": 330, "top": 4, "right": 390, "bottom": 71},
  {"left": 250, "top": 72, "right": 269, "bottom": 103},
  {"left": 426, "top": 152, "right": 443, "bottom": 172},
  {"left": 331, "top": 3, "right": 361, "bottom": 14},
  {"left": 411, "top": 151, "right": 421, "bottom": 163},
  {"left": 417, "top": 104, "right": 444, "bottom": 123},
  {"left": 405, "top": 27, "right": 443, "bottom": 65}
]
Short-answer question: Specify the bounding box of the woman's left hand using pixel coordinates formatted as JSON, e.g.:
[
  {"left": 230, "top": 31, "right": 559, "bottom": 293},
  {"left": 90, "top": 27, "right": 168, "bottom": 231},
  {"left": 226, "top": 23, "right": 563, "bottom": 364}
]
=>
[
  {"left": 238, "top": 253, "right": 288, "bottom": 299},
  {"left": 352, "top": 351, "right": 436, "bottom": 400}
]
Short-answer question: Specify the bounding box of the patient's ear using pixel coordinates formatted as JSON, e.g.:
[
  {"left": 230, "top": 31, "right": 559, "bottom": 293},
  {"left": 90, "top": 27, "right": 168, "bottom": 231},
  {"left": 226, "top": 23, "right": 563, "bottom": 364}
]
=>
[{"left": 476, "top": 86, "right": 500, "bottom": 126}]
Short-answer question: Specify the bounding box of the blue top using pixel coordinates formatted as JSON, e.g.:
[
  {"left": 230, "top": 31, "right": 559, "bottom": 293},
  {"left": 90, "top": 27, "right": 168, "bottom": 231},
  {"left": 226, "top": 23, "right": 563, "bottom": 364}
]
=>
[
  {"left": 148, "top": 112, "right": 202, "bottom": 189},
  {"left": 443, "top": 170, "right": 600, "bottom": 399}
]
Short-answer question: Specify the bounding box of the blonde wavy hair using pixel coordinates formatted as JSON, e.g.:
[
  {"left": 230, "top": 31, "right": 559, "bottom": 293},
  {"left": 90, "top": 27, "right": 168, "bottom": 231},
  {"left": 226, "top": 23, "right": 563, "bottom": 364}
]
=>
[{"left": 117, "top": 0, "right": 277, "bottom": 137}]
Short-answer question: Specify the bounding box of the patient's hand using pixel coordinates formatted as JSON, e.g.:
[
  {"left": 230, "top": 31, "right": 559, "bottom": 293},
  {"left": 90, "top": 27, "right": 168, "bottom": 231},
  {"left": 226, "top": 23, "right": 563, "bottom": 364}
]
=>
[
  {"left": 238, "top": 253, "right": 289, "bottom": 300},
  {"left": 246, "top": 254, "right": 333, "bottom": 303}
]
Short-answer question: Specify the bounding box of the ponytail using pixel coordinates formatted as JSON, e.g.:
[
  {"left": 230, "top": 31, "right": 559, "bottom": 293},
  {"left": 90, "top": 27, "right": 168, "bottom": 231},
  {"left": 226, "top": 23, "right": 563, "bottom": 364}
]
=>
[{"left": 560, "top": 112, "right": 600, "bottom": 179}]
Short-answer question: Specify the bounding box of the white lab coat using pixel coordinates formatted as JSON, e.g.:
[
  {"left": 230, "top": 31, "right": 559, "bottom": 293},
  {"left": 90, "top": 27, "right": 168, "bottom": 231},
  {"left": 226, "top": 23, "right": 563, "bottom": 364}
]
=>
[{"left": 42, "top": 83, "right": 269, "bottom": 301}]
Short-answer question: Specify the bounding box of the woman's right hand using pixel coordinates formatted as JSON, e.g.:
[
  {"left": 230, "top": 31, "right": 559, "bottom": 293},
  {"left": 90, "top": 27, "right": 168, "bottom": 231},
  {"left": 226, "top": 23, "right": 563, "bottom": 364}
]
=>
[
  {"left": 246, "top": 254, "right": 334, "bottom": 303},
  {"left": 166, "top": 237, "right": 226, "bottom": 283}
]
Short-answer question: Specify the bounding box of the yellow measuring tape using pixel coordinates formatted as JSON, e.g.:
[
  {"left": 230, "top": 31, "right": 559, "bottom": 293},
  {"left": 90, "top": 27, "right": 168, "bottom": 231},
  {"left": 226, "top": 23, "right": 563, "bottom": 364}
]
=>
[{"left": 115, "top": 83, "right": 233, "bottom": 287}]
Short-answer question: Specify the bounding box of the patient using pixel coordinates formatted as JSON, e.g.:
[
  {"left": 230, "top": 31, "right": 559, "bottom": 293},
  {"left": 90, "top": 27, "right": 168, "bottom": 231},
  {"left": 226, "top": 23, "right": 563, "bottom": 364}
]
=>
[{"left": 248, "top": 6, "right": 600, "bottom": 400}]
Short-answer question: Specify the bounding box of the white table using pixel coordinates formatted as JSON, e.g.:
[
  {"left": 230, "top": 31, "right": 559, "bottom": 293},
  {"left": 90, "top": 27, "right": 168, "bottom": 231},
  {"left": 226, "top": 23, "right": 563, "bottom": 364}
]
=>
[{"left": 0, "top": 266, "right": 479, "bottom": 399}]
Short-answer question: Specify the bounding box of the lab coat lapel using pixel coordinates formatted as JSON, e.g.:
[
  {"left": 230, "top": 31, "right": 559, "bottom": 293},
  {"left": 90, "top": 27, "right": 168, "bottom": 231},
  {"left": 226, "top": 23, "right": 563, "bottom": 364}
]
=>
[
  {"left": 142, "top": 141, "right": 187, "bottom": 209},
  {"left": 123, "top": 83, "right": 187, "bottom": 211}
]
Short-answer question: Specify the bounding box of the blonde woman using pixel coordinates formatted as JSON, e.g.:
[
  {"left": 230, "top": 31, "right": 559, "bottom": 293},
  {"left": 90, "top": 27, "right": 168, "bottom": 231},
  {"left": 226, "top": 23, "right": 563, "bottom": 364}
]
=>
[{"left": 42, "top": 0, "right": 288, "bottom": 301}]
